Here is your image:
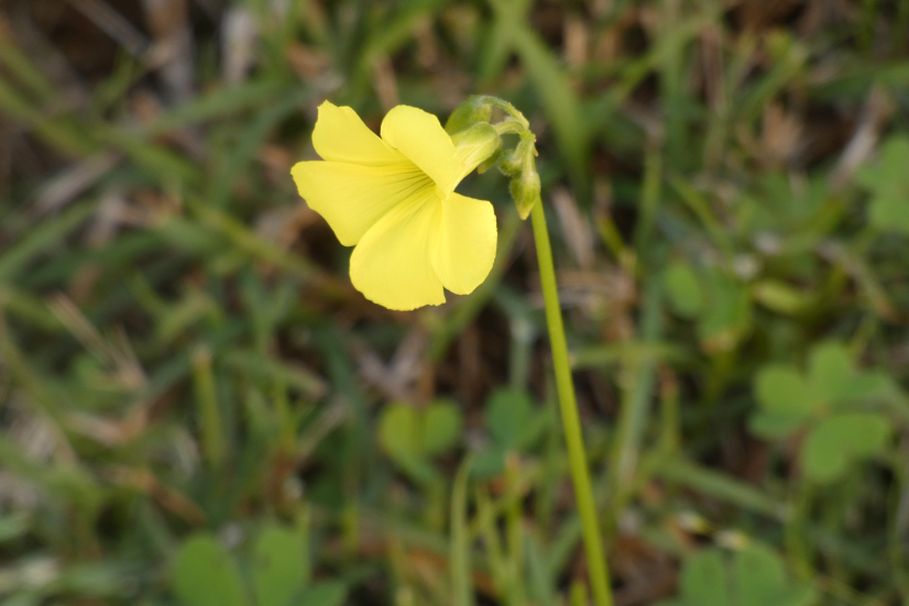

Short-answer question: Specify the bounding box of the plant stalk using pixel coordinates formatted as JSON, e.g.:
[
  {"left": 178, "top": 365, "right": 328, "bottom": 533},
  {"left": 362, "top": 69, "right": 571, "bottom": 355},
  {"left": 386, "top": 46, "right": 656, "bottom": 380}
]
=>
[{"left": 530, "top": 201, "right": 614, "bottom": 606}]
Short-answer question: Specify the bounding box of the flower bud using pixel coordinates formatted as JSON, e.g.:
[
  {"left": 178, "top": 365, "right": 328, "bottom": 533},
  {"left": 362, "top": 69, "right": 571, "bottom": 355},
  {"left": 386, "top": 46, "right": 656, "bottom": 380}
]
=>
[
  {"left": 445, "top": 97, "right": 493, "bottom": 135},
  {"left": 509, "top": 158, "right": 541, "bottom": 220},
  {"left": 452, "top": 123, "right": 501, "bottom": 176}
]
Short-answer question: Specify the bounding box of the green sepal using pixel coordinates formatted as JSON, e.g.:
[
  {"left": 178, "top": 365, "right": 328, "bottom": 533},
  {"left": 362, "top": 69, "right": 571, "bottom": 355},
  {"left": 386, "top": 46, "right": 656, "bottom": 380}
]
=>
[
  {"left": 451, "top": 123, "right": 501, "bottom": 176},
  {"left": 445, "top": 97, "right": 493, "bottom": 135},
  {"left": 510, "top": 160, "right": 541, "bottom": 220}
]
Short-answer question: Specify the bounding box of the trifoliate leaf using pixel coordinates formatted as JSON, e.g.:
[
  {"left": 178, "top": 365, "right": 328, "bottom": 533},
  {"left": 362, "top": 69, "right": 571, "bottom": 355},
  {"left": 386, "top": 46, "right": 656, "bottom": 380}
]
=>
[
  {"left": 754, "top": 366, "right": 816, "bottom": 427},
  {"left": 664, "top": 261, "right": 703, "bottom": 318},
  {"left": 859, "top": 137, "right": 909, "bottom": 235},
  {"left": 802, "top": 412, "right": 892, "bottom": 483},
  {"left": 486, "top": 388, "right": 546, "bottom": 451},
  {"left": 659, "top": 546, "right": 817, "bottom": 606},
  {"left": 172, "top": 535, "right": 248, "bottom": 606},
  {"left": 253, "top": 524, "right": 308, "bottom": 606},
  {"left": 423, "top": 399, "right": 463, "bottom": 456}
]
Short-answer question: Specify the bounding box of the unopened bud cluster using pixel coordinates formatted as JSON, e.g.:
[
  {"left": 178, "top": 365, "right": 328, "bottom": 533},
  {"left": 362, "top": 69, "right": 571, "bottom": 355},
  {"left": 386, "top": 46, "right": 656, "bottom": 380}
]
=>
[{"left": 445, "top": 95, "right": 543, "bottom": 219}]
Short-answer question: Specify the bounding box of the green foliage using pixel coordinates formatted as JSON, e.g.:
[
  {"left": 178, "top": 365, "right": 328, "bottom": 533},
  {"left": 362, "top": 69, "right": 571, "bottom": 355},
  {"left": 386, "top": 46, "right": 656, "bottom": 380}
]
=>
[
  {"left": 172, "top": 536, "right": 248, "bottom": 606},
  {"left": 3, "top": 0, "right": 909, "bottom": 604},
  {"left": 751, "top": 342, "right": 897, "bottom": 483},
  {"left": 859, "top": 136, "right": 909, "bottom": 234},
  {"left": 660, "top": 546, "right": 817, "bottom": 606},
  {"left": 473, "top": 387, "right": 547, "bottom": 477},
  {"left": 663, "top": 263, "right": 751, "bottom": 352},
  {"left": 252, "top": 525, "right": 309, "bottom": 606},
  {"left": 485, "top": 387, "right": 546, "bottom": 451},
  {"left": 664, "top": 261, "right": 703, "bottom": 318},
  {"left": 378, "top": 400, "right": 463, "bottom": 481},
  {"left": 172, "top": 525, "right": 345, "bottom": 606},
  {"left": 802, "top": 413, "right": 891, "bottom": 483}
]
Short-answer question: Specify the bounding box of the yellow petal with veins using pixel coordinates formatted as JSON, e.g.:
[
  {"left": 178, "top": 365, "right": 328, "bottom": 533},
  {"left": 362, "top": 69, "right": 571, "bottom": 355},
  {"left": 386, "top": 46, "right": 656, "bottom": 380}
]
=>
[
  {"left": 349, "top": 188, "right": 445, "bottom": 311},
  {"left": 380, "top": 105, "right": 462, "bottom": 194},
  {"left": 430, "top": 193, "right": 497, "bottom": 295},
  {"left": 291, "top": 160, "right": 431, "bottom": 246},
  {"left": 311, "top": 100, "right": 402, "bottom": 165}
]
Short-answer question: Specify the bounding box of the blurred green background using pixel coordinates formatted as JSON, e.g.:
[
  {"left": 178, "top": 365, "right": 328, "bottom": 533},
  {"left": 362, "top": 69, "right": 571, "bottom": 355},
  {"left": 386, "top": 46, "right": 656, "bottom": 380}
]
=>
[{"left": 2, "top": 0, "right": 909, "bottom": 604}]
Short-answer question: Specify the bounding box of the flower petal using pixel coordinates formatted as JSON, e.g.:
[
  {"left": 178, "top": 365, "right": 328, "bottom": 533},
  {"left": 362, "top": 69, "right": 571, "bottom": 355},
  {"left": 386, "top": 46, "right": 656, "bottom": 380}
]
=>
[
  {"left": 291, "top": 160, "right": 432, "bottom": 246},
  {"left": 380, "top": 105, "right": 462, "bottom": 194},
  {"left": 430, "top": 193, "right": 497, "bottom": 295},
  {"left": 349, "top": 189, "right": 445, "bottom": 311},
  {"left": 312, "top": 100, "right": 402, "bottom": 164},
  {"left": 451, "top": 122, "right": 500, "bottom": 182}
]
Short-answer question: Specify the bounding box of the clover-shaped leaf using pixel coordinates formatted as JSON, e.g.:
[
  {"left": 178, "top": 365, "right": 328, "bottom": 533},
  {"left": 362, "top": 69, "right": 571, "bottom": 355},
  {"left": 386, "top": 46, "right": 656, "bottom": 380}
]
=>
[
  {"left": 858, "top": 136, "right": 909, "bottom": 235},
  {"left": 172, "top": 535, "right": 248, "bottom": 606},
  {"left": 807, "top": 342, "right": 855, "bottom": 404},
  {"left": 697, "top": 270, "right": 752, "bottom": 353},
  {"left": 253, "top": 524, "right": 308, "bottom": 606},
  {"left": 802, "top": 412, "right": 891, "bottom": 483},
  {"left": 663, "top": 262, "right": 751, "bottom": 352},
  {"left": 378, "top": 400, "right": 463, "bottom": 479},
  {"left": 423, "top": 400, "right": 463, "bottom": 456},
  {"left": 664, "top": 261, "right": 704, "bottom": 318},
  {"left": 486, "top": 388, "right": 547, "bottom": 452},
  {"left": 733, "top": 545, "right": 817, "bottom": 606},
  {"left": 471, "top": 388, "right": 550, "bottom": 478},
  {"left": 750, "top": 341, "right": 896, "bottom": 483},
  {"left": 659, "top": 545, "right": 817, "bottom": 606},
  {"left": 671, "top": 549, "right": 729, "bottom": 606},
  {"left": 750, "top": 365, "right": 817, "bottom": 438},
  {"left": 297, "top": 581, "right": 347, "bottom": 606},
  {"left": 808, "top": 342, "right": 897, "bottom": 405},
  {"left": 172, "top": 528, "right": 347, "bottom": 606}
]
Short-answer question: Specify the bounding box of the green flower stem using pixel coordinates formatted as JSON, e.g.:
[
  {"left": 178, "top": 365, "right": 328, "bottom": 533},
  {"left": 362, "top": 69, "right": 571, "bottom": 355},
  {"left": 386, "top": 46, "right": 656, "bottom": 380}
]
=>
[{"left": 530, "top": 200, "right": 614, "bottom": 606}]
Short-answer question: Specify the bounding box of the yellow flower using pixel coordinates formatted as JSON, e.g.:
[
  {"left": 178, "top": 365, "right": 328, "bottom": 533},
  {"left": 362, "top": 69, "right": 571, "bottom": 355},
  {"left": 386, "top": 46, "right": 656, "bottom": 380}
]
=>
[{"left": 291, "top": 101, "right": 498, "bottom": 311}]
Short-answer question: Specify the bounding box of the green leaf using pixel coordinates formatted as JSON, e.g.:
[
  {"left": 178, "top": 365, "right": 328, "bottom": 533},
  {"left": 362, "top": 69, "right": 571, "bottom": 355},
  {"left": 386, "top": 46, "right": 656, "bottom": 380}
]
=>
[
  {"left": 807, "top": 341, "right": 854, "bottom": 405},
  {"left": 378, "top": 403, "right": 420, "bottom": 462},
  {"left": 751, "top": 280, "right": 811, "bottom": 315},
  {"left": 849, "top": 371, "right": 900, "bottom": 401},
  {"left": 754, "top": 364, "right": 816, "bottom": 425},
  {"left": 808, "top": 341, "right": 899, "bottom": 406},
  {"left": 378, "top": 401, "right": 463, "bottom": 464},
  {"left": 697, "top": 271, "right": 751, "bottom": 352},
  {"left": 735, "top": 545, "right": 818, "bottom": 606},
  {"left": 423, "top": 400, "right": 463, "bottom": 456},
  {"left": 486, "top": 388, "right": 545, "bottom": 451},
  {"left": 733, "top": 544, "right": 785, "bottom": 606},
  {"left": 252, "top": 524, "right": 308, "bottom": 606},
  {"left": 802, "top": 412, "right": 892, "bottom": 483},
  {"left": 663, "top": 546, "right": 817, "bottom": 606},
  {"left": 858, "top": 137, "right": 909, "bottom": 186},
  {"left": 470, "top": 447, "right": 506, "bottom": 478},
  {"left": 860, "top": 136, "right": 909, "bottom": 235},
  {"left": 869, "top": 187, "right": 909, "bottom": 234},
  {"left": 172, "top": 535, "right": 248, "bottom": 606},
  {"left": 664, "top": 262, "right": 703, "bottom": 318},
  {"left": 298, "top": 581, "right": 348, "bottom": 606},
  {"left": 748, "top": 411, "right": 807, "bottom": 439},
  {"left": 679, "top": 550, "right": 730, "bottom": 606}
]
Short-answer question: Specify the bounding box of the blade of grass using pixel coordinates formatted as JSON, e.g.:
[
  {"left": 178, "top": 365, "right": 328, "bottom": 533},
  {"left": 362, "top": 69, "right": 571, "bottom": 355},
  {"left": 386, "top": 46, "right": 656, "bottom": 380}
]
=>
[
  {"left": 605, "top": 281, "right": 663, "bottom": 532},
  {"left": 0, "top": 199, "right": 96, "bottom": 283},
  {"left": 509, "top": 26, "right": 590, "bottom": 199},
  {"left": 450, "top": 457, "right": 474, "bottom": 606},
  {"left": 192, "top": 346, "right": 226, "bottom": 469},
  {"left": 0, "top": 80, "right": 94, "bottom": 157}
]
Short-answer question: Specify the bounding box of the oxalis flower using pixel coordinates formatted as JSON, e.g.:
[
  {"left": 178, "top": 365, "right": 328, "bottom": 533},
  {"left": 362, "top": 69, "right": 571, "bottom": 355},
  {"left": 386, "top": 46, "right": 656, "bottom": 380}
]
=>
[{"left": 291, "top": 101, "right": 498, "bottom": 311}]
